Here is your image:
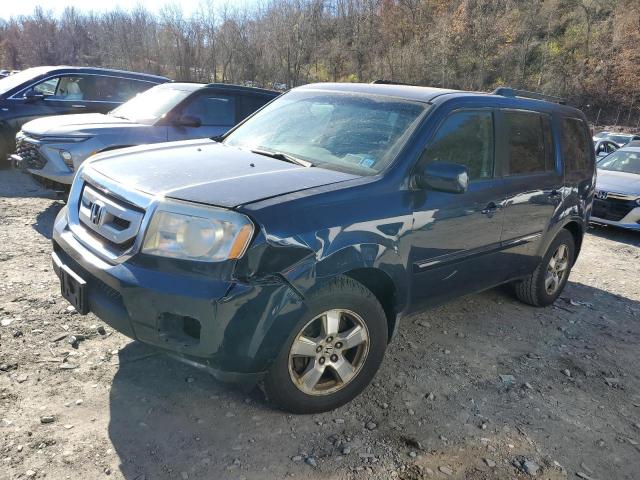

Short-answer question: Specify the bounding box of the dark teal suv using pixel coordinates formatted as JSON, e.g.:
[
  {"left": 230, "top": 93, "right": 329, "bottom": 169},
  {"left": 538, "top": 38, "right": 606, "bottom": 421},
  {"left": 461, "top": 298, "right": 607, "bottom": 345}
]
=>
[{"left": 51, "top": 83, "right": 595, "bottom": 413}]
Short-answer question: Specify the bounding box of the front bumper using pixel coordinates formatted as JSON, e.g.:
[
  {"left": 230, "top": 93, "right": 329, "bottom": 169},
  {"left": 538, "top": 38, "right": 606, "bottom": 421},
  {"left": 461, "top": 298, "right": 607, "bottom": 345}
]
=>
[
  {"left": 591, "top": 197, "right": 640, "bottom": 231},
  {"left": 52, "top": 208, "right": 304, "bottom": 381},
  {"left": 13, "top": 133, "right": 99, "bottom": 186}
]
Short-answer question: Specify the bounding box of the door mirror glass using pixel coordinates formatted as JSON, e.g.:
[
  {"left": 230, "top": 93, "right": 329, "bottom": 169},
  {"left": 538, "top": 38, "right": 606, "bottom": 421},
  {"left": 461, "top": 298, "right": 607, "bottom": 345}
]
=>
[
  {"left": 174, "top": 114, "right": 202, "bottom": 128},
  {"left": 416, "top": 161, "right": 469, "bottom": 193}
]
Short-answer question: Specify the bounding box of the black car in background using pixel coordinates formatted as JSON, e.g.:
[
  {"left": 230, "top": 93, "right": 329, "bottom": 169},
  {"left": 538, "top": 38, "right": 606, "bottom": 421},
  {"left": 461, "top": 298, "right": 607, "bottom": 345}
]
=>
[{"left": 0, "top": 66, "right": 169, "bottom": 163}]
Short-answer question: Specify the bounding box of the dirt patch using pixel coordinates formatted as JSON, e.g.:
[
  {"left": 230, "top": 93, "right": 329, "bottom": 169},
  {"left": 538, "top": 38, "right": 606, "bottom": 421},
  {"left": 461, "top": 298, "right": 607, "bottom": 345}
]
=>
[{"left": 1, "top": 169, "right": 639, "bottom": 480}]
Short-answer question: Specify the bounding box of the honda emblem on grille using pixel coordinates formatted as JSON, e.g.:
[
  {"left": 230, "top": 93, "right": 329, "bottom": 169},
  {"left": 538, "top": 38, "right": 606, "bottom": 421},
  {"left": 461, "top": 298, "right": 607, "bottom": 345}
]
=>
[
  {"left": 89, "top": 201, "right": 105, "bottom": 226},
  {"left": 596, "top": 190, "right": 608, "bottom": 200}
]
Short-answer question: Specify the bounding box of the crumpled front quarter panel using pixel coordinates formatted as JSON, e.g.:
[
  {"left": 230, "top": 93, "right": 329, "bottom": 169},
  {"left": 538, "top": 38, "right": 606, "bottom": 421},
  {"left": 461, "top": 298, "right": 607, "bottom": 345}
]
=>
[{"left": 238, "top": 182, "right": 414, "bottom": 314}]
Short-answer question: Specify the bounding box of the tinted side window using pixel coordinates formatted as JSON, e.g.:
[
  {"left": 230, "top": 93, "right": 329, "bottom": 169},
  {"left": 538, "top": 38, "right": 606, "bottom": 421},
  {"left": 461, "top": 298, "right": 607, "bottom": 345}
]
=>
[
  {"left": 183, "top": 94, "right": 237, "bottom": 126},
  {"left": 562, "top": 118, "right": 592, "bottom": 172},
  {"left": 504, "top": 111, "right": 547, "bottom": 175},
  {"left": 86, "top": 77, "right": 155, "bottom": 102},
  {"left": 239, "top": 95, "right": 271, "bottom": 121},
  {"left": 422, "top": 110, "right": 494, "bottom": 180}
]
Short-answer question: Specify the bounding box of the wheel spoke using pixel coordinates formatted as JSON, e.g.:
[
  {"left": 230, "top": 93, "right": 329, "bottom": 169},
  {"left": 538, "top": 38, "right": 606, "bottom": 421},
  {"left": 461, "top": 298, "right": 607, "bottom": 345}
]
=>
[
  {"left": 556, "top": 244, "right": 566, "bottom": 260},
  {"left": 545, "top": 272, "right": 555, "bottom": 291},
  {"left": 548, "top": 256, "right": 556, "bottom": 270},
  {"left": 322, "top": 310, "right": 341, "bottom": 336},
  {"left": 291, "top": 336, "right": 319, "bottom": 357},
  {"left": 336, "top": 325, "right": 367, "bottom": 350},
  {"left": 331, "top": 357, "right": 356, "bottom": 384},
  {"left": 556, "top": 259, "right": 569, "bottom": 273},
  {"left": 299, "top": 361, "right": 325, "bottom": 390}
]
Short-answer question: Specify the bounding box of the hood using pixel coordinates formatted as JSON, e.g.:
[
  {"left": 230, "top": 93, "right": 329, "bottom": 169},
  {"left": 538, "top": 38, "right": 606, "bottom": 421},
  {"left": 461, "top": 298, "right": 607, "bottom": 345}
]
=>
[
  {"left": 596, "top": 169, "right": 640, "bottom": 197},
  {"left": 22, "top": 113, "right": 144, "bottom": 137},
  {"left": 87, "top": 139, "right": 359, "bottom": 208}
]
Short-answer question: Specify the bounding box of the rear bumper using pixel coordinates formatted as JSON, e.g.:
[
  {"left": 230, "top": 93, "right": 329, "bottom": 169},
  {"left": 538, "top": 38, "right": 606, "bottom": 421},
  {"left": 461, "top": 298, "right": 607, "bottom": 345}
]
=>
[{"left": 52, "top": 208, "right": 304, "bottom": 380}]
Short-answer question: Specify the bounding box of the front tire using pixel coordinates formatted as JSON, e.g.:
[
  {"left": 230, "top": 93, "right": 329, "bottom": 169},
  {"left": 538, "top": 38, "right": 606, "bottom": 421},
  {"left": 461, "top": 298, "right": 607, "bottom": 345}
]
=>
[
  {"left": 514, "top": 229, "right": 575, "bottom": 307},
  {"left": 264, "top": 276, "right": 388, "bottom": 414}
]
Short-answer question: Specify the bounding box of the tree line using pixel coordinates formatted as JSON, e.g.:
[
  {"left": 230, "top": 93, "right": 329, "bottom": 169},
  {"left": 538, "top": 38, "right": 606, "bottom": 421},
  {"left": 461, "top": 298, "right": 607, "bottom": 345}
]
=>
[{"left": 0, "top": 0, "right": 638, "bottom": 127}]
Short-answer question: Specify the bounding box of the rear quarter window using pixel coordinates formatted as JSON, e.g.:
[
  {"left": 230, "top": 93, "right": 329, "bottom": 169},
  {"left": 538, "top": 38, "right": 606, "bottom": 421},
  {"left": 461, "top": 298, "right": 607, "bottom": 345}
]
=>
[{"left": 562, "top": 118, "right": 592, "bottom": 172}]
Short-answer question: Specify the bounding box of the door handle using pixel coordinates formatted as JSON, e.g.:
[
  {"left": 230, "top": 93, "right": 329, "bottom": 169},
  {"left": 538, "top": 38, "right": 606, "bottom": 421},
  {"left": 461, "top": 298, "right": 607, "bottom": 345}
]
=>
[
  {"left": 71, "top": 104, "right": 86, "bottom": 108},
  {"left": 481, "top": 202, "right": 499, "bottom": 215}
]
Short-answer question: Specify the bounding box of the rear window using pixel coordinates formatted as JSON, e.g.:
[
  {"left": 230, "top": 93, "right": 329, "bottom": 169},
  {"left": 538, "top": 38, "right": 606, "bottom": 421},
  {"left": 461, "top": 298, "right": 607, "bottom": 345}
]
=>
[
  {"left": 562, "top": 118, "right": 592, "bottom": 172},
  {"left": 504, "top": 111, "right": 554, "bottom": 175}
]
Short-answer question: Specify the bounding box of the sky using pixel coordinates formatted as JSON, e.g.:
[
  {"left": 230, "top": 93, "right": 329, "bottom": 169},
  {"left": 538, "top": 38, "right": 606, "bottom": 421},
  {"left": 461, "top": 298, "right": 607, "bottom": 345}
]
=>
[{"left": 0, "top": 0, "right": 259, "bottom": 20}]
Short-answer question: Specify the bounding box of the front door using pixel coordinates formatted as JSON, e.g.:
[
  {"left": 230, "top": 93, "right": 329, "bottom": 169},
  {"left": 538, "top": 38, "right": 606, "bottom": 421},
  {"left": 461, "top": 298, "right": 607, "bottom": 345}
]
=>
[{"left": 408, "top": 109, "right": 506, "bottom": 310}]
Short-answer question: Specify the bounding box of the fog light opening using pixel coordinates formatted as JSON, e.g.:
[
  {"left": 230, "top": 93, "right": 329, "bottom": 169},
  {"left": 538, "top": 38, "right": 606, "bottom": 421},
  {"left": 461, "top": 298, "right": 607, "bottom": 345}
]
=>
[{"left": 158, "top": 312, "right": 201, "bottom": 347}]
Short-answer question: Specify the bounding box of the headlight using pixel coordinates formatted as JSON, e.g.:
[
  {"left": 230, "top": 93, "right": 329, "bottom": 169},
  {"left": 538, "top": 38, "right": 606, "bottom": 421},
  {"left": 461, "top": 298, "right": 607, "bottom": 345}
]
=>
[
  {"left": 636, "top": 198, "right": 640, "bottom": 206},
  {"left": 141, "top": 202, "right": 254, "bottom": 262}
]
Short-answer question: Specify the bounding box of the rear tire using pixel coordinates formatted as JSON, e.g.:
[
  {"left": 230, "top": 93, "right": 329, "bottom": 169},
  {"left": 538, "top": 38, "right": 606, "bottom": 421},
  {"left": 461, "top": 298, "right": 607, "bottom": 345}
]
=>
[
  {"left": 514, "top": 229, "right": 575, "bottom": 307},
  {"left": 264, "top": 276, "right": 388, "bottom": 414}
]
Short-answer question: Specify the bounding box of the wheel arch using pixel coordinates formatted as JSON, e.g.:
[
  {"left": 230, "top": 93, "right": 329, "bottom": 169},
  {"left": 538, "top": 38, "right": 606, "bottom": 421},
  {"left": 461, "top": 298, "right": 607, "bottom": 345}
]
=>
[
  {"left": 343, "top": 267, "right": 399, "bottom": 343},
  {"left": 562, "top": 220, "right": 584, "bottom": 262}
]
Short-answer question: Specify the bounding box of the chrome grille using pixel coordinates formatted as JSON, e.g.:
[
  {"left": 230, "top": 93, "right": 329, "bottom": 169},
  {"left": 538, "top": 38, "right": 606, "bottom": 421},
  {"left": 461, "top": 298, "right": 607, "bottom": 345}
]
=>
[
  {"left": 78, "top": 185, "right": 144, "bottom": 246},
  {"left": 15, "top": 137, "right": 46, "bottom": 169}
]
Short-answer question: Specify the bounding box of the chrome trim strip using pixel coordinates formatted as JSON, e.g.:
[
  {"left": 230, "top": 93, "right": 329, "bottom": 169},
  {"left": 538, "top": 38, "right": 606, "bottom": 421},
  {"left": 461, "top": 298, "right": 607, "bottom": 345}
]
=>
[
  {"left": 78, "top": 186, "right": 143, "bottom": 244},
  {"left": 66, "top": 165, "right": 159, "bottom": 264},
  {"left": 413, "top": 231, "right": 542, "bottom": 272},
  {"left": 595, "top": 191, "right": 637, "bottom": 201}
]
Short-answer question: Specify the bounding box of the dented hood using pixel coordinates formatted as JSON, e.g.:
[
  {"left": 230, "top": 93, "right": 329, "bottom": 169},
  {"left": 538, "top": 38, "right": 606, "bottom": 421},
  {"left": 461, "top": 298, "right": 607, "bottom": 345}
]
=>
[{"left": 87, "top": 139, "right": 358, "bottom": 208}]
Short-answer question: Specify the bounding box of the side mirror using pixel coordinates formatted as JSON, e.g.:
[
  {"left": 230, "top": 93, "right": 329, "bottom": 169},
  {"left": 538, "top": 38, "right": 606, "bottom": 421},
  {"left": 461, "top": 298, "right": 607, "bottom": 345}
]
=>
[
  {"left": 24, "top": 90, "right": 45, "bottom": 102},
  {"left": 415, "top": 161, "right": 469, "bottom": 194},
  {"left": 174, "top": 114, "right": 201, "bottom": 128}
]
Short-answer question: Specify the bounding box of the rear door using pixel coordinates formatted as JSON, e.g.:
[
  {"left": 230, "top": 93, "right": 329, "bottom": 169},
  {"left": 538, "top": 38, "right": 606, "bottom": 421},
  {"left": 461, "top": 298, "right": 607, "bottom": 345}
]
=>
[
  {"left": 167, "top": 90, "right": 238, "bottom": 140},
  {"left": 497, "top": 109, "right": 563, "bottom": 274},
  {"left": 407, "top": 108, "right": 506, "bottom": 309}
]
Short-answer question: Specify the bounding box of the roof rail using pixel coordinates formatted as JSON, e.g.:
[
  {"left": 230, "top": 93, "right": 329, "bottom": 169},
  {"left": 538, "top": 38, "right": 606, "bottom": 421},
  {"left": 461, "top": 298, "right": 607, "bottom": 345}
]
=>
[
  {"left": 492, "top": 87, "right": 566, "bottom": 105},
  {"left": 371, "top": 79, "right": 416, "bottom": 86}
]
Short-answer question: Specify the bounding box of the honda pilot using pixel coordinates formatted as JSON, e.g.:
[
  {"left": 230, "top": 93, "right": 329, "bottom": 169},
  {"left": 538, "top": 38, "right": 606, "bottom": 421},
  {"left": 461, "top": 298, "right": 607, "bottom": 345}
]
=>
[{"left": 51, "top": 83, "right": 595, "bottom": 413}]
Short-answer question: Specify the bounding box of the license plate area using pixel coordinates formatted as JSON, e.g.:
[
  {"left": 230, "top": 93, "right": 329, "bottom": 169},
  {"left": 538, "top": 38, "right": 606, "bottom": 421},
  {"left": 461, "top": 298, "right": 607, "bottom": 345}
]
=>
[{"left": 60, "top": 265, "right": 88, "bottom": 314}]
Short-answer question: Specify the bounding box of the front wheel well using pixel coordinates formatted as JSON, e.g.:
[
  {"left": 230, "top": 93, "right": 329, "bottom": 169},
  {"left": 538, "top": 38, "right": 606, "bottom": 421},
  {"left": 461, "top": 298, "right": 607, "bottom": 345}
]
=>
[
  {"left": 562, "top": 221, "right": 584, "bottom": 262},
  {"left": 344, "top": 268, "right": 397, "bottom": 342}
]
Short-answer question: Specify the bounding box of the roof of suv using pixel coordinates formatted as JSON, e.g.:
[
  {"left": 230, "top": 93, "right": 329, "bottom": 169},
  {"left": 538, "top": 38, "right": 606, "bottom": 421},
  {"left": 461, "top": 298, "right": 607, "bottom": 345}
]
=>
[
  {"left": 298, "top": 82, "right": 460, "bottom": 103},
  {"left": 298, "top": 82, "right": 585, "bottom": 117}
]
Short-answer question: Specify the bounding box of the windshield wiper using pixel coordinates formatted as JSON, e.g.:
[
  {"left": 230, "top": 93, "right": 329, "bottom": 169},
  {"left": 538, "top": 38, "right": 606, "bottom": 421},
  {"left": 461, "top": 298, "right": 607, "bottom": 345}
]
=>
[{"left": 251, "top": 148, "right": 313, "bottom": 168}]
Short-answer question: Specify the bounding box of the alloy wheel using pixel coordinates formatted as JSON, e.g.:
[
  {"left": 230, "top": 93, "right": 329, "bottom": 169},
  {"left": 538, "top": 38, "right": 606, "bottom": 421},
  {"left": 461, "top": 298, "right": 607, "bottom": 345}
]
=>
[
  {"left": 288, "top": 309, "right": 370, "bottom": 396},
  {"left": 545, "top": 243, "right": 569, "bottom": 295}
]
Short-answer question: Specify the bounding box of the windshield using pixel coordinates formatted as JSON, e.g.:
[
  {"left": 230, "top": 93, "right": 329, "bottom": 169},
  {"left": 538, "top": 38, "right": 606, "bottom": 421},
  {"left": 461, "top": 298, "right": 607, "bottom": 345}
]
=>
[
  {"left": 598, "top": 150, "right": 640, "bottom": 175},
  {"left": 224, "top": 89, "right": 428, "bottom": 175},
  {"left": 608, "top": 134, "right": 633, "bottom": 144},
  {"left": 109, "top": 85, "right": 193, "bottom": 124},
  {"left": 0, "top": 67, "right": 51, "bottom": 96}
]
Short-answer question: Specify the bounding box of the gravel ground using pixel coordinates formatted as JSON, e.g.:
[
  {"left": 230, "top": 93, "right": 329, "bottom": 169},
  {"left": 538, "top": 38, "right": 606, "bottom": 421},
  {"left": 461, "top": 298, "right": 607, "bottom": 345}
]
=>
[{"left": 1, "top": 168, "right": 639, "bottom": 480}]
